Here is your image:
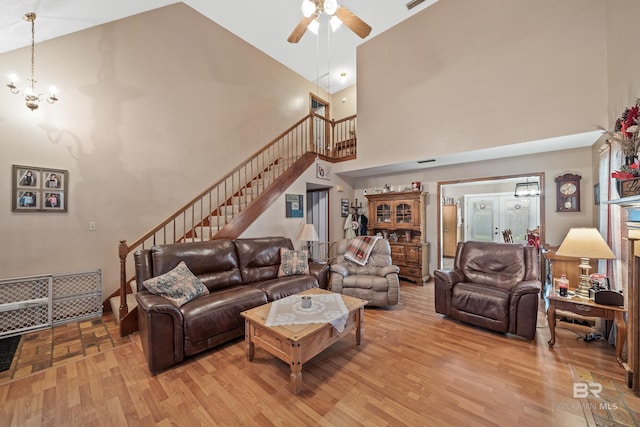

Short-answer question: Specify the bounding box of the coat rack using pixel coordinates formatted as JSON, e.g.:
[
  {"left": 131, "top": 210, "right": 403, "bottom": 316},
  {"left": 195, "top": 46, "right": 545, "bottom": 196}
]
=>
[{"left": 351, "top": 199, "right": 363, "bottom": 215}]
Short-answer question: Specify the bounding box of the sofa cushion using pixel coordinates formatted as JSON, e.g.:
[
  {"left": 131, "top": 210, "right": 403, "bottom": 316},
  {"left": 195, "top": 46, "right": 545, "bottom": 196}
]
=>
[
  {"left": 181, "top": 286, "right": 267, "bottom": 351},
  {"left": 149, "top": 239, "right": 243, "bottom": 292},
  {"left": 142, "top": 261, "right": 209, "bottom": 307},
  {"left": 236, "top": 236, "right": 294, "bottom": 283},
  {"left": 459, "top": 241, "right": 525, "bottom": 291},
  {"left": 277, "top": 248, "right": 310, "bottom": 277},
  {"left": 253, "top": 275, "right": 319, "bottom": 301},
  {"left": 451, "top": 282, "right": 510, "bottom": 322}
]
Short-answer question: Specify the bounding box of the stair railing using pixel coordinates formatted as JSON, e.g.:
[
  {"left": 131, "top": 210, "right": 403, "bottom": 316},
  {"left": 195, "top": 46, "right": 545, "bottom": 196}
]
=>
[{"left": 115, "top": 112, "right": 357, "bottom": 326}]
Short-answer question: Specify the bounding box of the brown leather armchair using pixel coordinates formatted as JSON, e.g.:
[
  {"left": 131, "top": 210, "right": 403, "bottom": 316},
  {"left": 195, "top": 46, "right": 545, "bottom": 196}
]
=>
[{"left": 434, "top": 241, "right": 541, "bottom": 340}]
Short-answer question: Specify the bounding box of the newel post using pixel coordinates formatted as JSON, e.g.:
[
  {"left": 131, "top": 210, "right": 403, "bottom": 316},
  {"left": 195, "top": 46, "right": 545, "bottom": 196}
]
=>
[{"left": 118, "top": 240, "right": 129, "bottom": 320}]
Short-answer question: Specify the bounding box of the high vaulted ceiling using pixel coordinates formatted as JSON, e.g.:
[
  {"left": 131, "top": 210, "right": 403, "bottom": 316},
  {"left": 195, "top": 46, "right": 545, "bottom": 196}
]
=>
[{"left": 0, "top": 0, "right": 438, "bottom": 94}]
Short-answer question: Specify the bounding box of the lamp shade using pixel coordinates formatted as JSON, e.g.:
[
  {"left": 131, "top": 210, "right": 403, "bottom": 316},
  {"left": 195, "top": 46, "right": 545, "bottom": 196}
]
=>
[
  {"left": 556, "top": 228, "right": 615, "bottom": 259},
  {"left": 297, "top": 223, "right": 319, "bottom": 242}
]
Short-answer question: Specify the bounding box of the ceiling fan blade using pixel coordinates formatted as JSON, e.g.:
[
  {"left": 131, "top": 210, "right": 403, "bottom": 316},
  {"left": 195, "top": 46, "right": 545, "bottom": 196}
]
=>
[
  {"left": 287, "top": 15, "right": 315, "bottom": 43},
  {"left": 335, "top": 6, "right": 372, "bottom": 39}
]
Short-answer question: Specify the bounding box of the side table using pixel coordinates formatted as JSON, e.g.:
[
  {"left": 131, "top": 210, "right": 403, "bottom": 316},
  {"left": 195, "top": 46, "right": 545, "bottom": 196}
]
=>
[{"left": 547, "top": 294, "right": 627, "bottom": 365}]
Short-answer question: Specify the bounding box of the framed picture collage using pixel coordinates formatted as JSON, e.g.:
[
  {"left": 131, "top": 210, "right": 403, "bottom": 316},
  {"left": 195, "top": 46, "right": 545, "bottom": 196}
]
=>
[{"left": 12, "top": 165, "right": 68, "bottom": 212}]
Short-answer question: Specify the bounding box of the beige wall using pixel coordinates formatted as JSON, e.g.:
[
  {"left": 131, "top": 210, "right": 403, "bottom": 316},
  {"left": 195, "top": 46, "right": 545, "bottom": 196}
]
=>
[
  {"left": 0, "top": 4, "right": 329, "bottom": 295},
  {"left": 352, "top": 0, "right": 608, "bottom": 170},
  {"left": 354, "top": 146, "right": 594, "bottom": 271},
  {"left": 2, "top": 0, "right": 639, "bottom": 299}
]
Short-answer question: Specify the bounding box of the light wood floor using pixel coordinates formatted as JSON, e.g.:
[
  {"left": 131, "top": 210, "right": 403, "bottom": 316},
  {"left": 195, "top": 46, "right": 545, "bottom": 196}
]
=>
[{"left": 0, "top": 281, "right": 631, "bottom": 426}]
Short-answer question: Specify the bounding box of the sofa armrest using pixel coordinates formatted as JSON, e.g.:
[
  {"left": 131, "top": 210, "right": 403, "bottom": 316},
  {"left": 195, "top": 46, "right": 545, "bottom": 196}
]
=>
[
  {"left": 135, "top": 290, "right": 185, "bottom": 374},
  {"left": 330, "top": 264, "right": 349, "bottom": 277},
  {"left": 309, "top": 262, "right": 330, "bottom": 289}
]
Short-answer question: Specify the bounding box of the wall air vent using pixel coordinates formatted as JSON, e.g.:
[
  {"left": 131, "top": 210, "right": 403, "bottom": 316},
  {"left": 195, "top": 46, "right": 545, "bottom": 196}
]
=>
[
  {"left": 406, "top": 0, "right": 427, "bottom": 10},
  {"left": 417, "top": 159, "right": 435, "bottom": 164}
]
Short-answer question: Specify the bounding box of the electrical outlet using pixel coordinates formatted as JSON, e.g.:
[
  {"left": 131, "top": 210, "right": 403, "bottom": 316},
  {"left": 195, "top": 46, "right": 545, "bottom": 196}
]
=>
[{"left": 88, "top": 221, "right": 96, "bottom": 231}]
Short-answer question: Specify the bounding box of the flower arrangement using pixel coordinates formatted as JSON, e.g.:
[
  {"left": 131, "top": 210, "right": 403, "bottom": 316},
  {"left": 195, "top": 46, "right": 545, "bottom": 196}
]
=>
[{"left": 601, "top": 98, "right": 640, "bottom": 180}]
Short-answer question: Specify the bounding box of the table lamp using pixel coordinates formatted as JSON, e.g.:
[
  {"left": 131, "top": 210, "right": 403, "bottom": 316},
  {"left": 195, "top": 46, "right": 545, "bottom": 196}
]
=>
[
  {"left": 555, "top": 227, "right": 615, "bottom": 299},
  {"left": 297, "top": 223, "right": 319, "bottom": 255}
]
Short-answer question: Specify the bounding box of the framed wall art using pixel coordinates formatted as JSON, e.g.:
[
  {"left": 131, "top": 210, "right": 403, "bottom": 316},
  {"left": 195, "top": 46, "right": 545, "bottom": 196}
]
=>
[
  {"left": 12, "top": 165, "right": 68, "bottom": 212},
  {"left": 285, "top": 194, "right": 303, "bottom": 218}
]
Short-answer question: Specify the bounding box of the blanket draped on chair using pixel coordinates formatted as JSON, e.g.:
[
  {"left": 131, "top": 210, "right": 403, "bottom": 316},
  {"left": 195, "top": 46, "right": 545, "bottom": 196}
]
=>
[{"left": 344, "top": 235, "right": 381, "bottom": 266}]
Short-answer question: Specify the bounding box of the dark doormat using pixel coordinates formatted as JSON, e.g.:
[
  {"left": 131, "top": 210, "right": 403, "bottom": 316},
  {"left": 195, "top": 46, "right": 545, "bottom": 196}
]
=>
[{"left": 0, "top": 335, "right": 21, "bottom": 372}]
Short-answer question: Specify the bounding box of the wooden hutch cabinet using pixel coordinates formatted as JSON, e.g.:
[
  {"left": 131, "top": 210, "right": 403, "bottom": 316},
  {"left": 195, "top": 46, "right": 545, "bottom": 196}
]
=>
[{"left": 365, "top": 191, "right": 430, "bottom": 284}]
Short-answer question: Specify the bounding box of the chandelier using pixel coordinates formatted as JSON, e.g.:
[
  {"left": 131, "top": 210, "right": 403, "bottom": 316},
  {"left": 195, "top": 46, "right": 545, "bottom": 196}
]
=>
[{"left": 6, "top": 13, "right": 59, "bottom": 111}]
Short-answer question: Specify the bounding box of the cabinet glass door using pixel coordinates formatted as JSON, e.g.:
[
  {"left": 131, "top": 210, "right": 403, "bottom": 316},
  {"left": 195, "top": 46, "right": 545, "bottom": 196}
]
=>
[
  {"left": 376, "top": 203, "right": 391, "bottom": 224},
  {"left": 395, "top": 203, "right": 412, "bottom": 225}
]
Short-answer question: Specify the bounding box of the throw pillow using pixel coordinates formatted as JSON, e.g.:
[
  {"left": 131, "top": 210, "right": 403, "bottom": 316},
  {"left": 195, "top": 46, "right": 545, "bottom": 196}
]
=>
[
  {"left": 143, "top": 261, "right": 209, "bottom": 307},
  {"left": 277, "top": 248, "right": 310, "bottom": 277}
]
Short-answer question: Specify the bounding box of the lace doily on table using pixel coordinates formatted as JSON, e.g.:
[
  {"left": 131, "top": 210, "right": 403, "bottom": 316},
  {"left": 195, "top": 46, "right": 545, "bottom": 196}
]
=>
[{"left": 265, "top": 293, "right": 349, "bottom": 332}]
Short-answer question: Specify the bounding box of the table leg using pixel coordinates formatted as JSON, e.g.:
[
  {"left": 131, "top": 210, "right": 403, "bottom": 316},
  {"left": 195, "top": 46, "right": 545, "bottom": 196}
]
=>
[
  {"left": 356, "top": 307, "right": 364, "bottom": 346},
  {"left": 614, "top": 311, "right": 627, "bottom": 365},
  {"left": 547, "top": 301, "right": 557, "bottom": 347},
  {"left": 290, "top": 342, "right": 302, "bottom": 395},
  {"left": 245, "top": 320, "right": 255, "bottom": 362}
]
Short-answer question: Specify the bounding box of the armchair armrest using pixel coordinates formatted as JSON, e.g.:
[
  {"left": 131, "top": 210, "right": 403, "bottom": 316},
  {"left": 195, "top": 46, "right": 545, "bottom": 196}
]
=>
[
  {"left": 511, "top": 280, "right": 541, "bottom": 298},
  {"left": 433, "top": 268, "right": 465, "bottom": 289},
  {"left": 378, "top": 265, "right": 400, "bottom": 277}
]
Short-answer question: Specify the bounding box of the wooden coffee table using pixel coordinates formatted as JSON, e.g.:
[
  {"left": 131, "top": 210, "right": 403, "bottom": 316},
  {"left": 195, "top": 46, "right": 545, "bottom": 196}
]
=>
[{"left": 240, "top": 288, "right": 367, "bottom": 394}]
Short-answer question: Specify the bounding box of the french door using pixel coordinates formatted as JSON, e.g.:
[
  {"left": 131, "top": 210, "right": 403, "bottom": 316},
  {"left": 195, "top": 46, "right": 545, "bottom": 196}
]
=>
[{"left": 464, "top": 193, "right": 539, "bottom": 244}]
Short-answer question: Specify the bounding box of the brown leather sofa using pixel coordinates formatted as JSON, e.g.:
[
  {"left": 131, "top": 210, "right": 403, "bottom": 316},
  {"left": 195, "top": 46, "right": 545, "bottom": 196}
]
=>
[
  {"left": 134, "top": 236, "right": 329, "bottom": 373},
  {"left": 433, "top": 241, "right": 540, "bottom": 340}
]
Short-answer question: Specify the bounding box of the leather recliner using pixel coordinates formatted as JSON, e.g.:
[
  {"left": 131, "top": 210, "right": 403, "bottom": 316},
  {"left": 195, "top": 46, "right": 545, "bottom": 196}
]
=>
[
  {"left": 330, "top": 238, "right": 400, "bottom": 307},
  {"left": 433, "top": 241, "right": 541, "bottom": 340}
]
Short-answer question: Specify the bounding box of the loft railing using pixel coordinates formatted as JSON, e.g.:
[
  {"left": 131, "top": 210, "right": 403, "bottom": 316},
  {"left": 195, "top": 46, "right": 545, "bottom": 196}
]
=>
[{"left": 113, "top": 112, "right": 356, "bottom": 333}]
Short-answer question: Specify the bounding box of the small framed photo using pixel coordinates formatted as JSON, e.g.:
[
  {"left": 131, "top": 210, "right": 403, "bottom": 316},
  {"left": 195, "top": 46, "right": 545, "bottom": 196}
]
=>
[
  {"left": 15, "top": 167, "right": 38, "bottom": 188},
  {"left": 12, "top": 165, "right": 68, "bottom": 212},
  {"left": 341, "top": 198, "right": 349, "bottom": 217}
]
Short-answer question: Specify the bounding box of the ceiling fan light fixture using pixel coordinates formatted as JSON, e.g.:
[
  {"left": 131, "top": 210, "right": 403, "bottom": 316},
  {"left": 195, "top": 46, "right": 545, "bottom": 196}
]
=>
[
  {"left": 301, "top": 0, "right": 316, "bottom": 18},
  {"left": 307, "top": 18, "right": 320, "bottom": 34},
  {"left": 324, "top": 0, "right": 338, "bottom": 15},
  {"left": 330, "top": 15, "right": 342, "bottom": 31}
]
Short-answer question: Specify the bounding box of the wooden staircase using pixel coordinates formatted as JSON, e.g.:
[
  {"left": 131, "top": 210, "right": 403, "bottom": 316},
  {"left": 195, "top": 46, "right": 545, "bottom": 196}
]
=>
[{"left": 105, "top": 112, "right": 357, "bottom": 337}]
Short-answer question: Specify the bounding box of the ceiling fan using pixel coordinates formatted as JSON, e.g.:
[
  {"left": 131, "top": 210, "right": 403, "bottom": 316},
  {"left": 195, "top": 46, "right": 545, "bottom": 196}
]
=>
[{"left": 287, "top": 0, "right": 372, "bottom": 43}]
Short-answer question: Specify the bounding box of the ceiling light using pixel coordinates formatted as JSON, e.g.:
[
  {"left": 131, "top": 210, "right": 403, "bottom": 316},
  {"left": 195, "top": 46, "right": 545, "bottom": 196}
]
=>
[
  {"left": 330, "top": 15, "right": 343, "bottom": 31},
  {"left": 301, "top": 0, "right": 316, "bottom": 18},
  {"left": 6, "top": 13, "right": 59, "bottom": 111},
  {"left": 514, "top": 181, "right": 540, "bottom": 197},
  {"left": 324, "top": 0, "right": 338, "bottom": 15},
  {"left": 307, "top": 18, "right": 320, "bottom": 34}
]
